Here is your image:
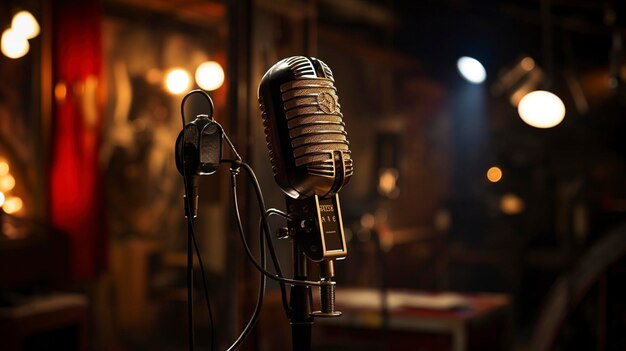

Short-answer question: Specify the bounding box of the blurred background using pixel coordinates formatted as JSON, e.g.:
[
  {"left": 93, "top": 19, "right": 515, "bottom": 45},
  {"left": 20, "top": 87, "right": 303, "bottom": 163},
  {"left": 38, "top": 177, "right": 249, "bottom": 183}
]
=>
[{"left": 1, "top": 0, "right": 625, "bottom": 350}]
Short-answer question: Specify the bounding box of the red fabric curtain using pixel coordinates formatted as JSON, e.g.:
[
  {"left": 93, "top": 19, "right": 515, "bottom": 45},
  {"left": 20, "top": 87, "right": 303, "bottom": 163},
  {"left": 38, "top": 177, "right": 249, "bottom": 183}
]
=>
[{"left": 50, "top": 0, "right": 106, "bottom": 280}]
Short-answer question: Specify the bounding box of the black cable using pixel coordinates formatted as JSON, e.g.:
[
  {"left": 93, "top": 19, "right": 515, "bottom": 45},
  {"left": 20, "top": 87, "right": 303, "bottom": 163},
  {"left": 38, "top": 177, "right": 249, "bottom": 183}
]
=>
[
  {"left": 225, "top": 211, "right": 268, "bottom": 351},
  {"left": 180, "top": 90, "right": 290, "bottom": 348},
  {"left": 225, "top": 161, "right": 291, "bottom": 317},
  {"left": 229, "top": 166, "right": 325, "bottom": 288},
  {"left": 180, "top": 90, "right": 325, "bottom": 350},
  {"left": 190, "top": 223, "right": 215, "bottom": 351},
  {"left": 266, "top": 208, "right": 293, "bottom": 221}
]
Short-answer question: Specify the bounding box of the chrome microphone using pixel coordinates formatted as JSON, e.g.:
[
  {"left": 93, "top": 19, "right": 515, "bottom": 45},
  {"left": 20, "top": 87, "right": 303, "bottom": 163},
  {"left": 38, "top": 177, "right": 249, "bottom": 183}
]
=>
[{"left": 258, "top": 56, "right": 353, "bottom": 200}]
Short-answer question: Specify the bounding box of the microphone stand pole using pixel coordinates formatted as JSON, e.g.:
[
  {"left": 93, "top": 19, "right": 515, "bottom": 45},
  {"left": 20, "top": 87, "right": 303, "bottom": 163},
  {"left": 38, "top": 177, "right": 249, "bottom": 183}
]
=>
[
  {"left": 289, "top": 241, "right": 313, "bottom": 351},
  {"left": 183, "top": 176, "right": 198, "bottom": 351}
]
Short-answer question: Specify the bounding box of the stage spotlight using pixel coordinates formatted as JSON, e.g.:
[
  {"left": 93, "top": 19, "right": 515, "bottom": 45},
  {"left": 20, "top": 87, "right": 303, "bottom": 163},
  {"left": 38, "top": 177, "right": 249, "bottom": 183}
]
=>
[
  {"left": 457, "top": 56, "right": 486, "bottom": 84},
  {"left": 195, "top": 61, "right": 224, "bottom": 91},
  {"left": 165, "top": 68, "right": 191, "bottom": 95},
  {"left": 517, "top": 90, "right": 565, "bottom": 128}
]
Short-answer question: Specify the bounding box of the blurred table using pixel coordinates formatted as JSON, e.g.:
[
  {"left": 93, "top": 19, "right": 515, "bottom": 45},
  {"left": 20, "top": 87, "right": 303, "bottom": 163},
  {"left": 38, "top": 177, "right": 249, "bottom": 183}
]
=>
[{"left": 312, "top": 288, "right": 512, "bottom": 351}]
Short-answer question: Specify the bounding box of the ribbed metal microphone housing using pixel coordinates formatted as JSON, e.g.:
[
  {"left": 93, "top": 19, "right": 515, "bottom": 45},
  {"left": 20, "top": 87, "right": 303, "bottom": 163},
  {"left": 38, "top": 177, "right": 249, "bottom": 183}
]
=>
[{"left": 258, "top": 56, "right": 353, "bottom": 199}]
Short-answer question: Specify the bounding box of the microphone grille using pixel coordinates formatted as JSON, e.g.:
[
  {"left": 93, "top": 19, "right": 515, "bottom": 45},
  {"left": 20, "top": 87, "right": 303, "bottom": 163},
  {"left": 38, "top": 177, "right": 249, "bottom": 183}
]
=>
[
  {"left": 284, "top": 56, "right": 317, "bottom": 78},
  {"left": 259, "top": 98, "right": 279, "bottom": 175},
  {"left": 317, "top": 59, "right": 334, "bottom": 80},
  {"left": 280, "top": 78, "right": 353, "bottom": 179}
]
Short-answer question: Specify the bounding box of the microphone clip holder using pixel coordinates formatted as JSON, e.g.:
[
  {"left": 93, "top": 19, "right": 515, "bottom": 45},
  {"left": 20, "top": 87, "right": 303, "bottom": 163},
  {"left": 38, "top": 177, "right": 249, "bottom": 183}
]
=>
[{"left": 285, "top": 194, "right": 348, "bottom": 261}]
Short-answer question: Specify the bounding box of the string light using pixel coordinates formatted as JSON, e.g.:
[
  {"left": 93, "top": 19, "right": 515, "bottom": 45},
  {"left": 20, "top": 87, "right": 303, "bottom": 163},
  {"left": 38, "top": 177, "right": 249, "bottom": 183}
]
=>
[
  {"left": 3, "top": 196, "right": 23, "bottom": 214},
  {"left": 0, "top": 158, "right": 24, "bottom": 215},
  {"left": 0, "top": 174, "right": 15, "bottom": 192},
  {"left": 0, "top": 160, "right": 8, "bottom": 176}
]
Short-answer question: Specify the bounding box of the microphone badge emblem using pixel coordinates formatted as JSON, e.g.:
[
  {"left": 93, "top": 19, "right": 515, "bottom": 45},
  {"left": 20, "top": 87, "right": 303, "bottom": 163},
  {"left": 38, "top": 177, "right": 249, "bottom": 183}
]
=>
[{"left": 317, "top": 91, "right": 338, "bottom": 114}]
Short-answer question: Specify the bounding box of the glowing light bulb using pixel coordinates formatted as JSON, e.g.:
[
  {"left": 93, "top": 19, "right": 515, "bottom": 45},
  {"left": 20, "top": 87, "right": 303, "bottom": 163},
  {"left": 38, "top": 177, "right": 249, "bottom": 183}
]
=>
[
  {"left": 518, "top": 90, "right": 565, "bottom": 128},
  {"left": 457, "top": 56, "right": 486, "bottom": 84},
  {"left": 11, "top": 11, "right": 40, "bottom": 39},
  {"left": 0, "top": 174, "right": 15, "bottom": 191},
  {"left": 3, "top": 196, "right": 23, "bottom": 214},
  {"left": 165, "top": 68, "right": 191, "bottom": 95},
  {"left": 0, "top": 161, "right": 9, "bottom": 176},
  {"left": 487, "top": 166, "right": 502, "bottom": 183},
  {"left": 195, "top": 61, "right": 225, "bottom": 91},
  {"left": 1, "top": 28, "right": 29, "bottom": 59},
  {"left": 0, "top": 192, "right": 5, "bottom": 207}
]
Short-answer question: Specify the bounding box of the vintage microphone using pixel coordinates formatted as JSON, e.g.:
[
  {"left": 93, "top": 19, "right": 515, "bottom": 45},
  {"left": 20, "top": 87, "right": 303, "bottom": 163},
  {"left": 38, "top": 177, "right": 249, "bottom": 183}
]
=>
[{"left": 258, "top": 56, "right": 353, "bottom": 351}]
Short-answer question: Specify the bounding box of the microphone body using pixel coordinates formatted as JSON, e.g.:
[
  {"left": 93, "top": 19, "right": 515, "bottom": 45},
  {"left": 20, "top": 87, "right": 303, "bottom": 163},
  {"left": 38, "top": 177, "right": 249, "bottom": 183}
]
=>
[
  {"left": 258, "top": 56, "right": 353, "bottom": 199},
  {"left": 259, "top": 56, "right": 352, "bottom": 261}
]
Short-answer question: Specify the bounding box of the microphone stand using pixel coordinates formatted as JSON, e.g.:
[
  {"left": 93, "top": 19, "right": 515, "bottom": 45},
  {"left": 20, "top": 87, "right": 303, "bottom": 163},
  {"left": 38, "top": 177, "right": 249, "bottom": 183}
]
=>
[
  {"left": 183, "top": 175, "right": 198, "bottom": 351},
  {"left": 284, "top": 194, "right": 346, "bottom": 351},
  {"left": 289, "top": 242, "right": 313, "bottom": 351}
]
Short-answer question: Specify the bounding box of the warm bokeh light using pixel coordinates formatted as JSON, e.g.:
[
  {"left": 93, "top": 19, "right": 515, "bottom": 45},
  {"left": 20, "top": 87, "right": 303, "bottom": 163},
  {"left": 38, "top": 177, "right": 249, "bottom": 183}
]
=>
[
  {"left": 500, "top": 193, "right": 525, "bottom": 215},
  {"left": 378, "top": 168, "right": 399, "bottom": 198},
  {"left": 1, "top": 28, "right": 29, "bottom": 59},
  {"left": 434, "top": 208, "right": 451, "bottom": 232},
  {"left": 55, "top": 82, "right": 67, "bottom": 103},
  {"left": 520, "top": 57, "right": 535, "bottom": 71},
  {"left": 457, "top": 56, "right": 486, "bottom": 84},
  {"left": 146, "top": 68, "right": 162, "bottom": 84},
  {"left": 360, "top": 213, "right": 375, "bottom": 230},
  {"left": 195, "top": 61, "right": 225, "bottom": 91},
  {"left": 518, "top": 90, "right": 565, "bottom": 128},
  {"left": 3, "top": 196, "right": 23, "bottom": 214},
  {"left": 165, "top": 68, "right": 191, "bottom": 95},
  {"left": 11, "top": 11, "right": 40, "bottom": 39},
  {"left": 0, "top": 160, "right": 8, "bottom": 176},
  {"left": 487, "top": 166, "right": 503, "bottom": 183},
  {"left": 0, "top": 192, "right": 5, "bottom": 207},
  {"left": 0, "top": 174, "right": 15, "bottom": 191}
]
